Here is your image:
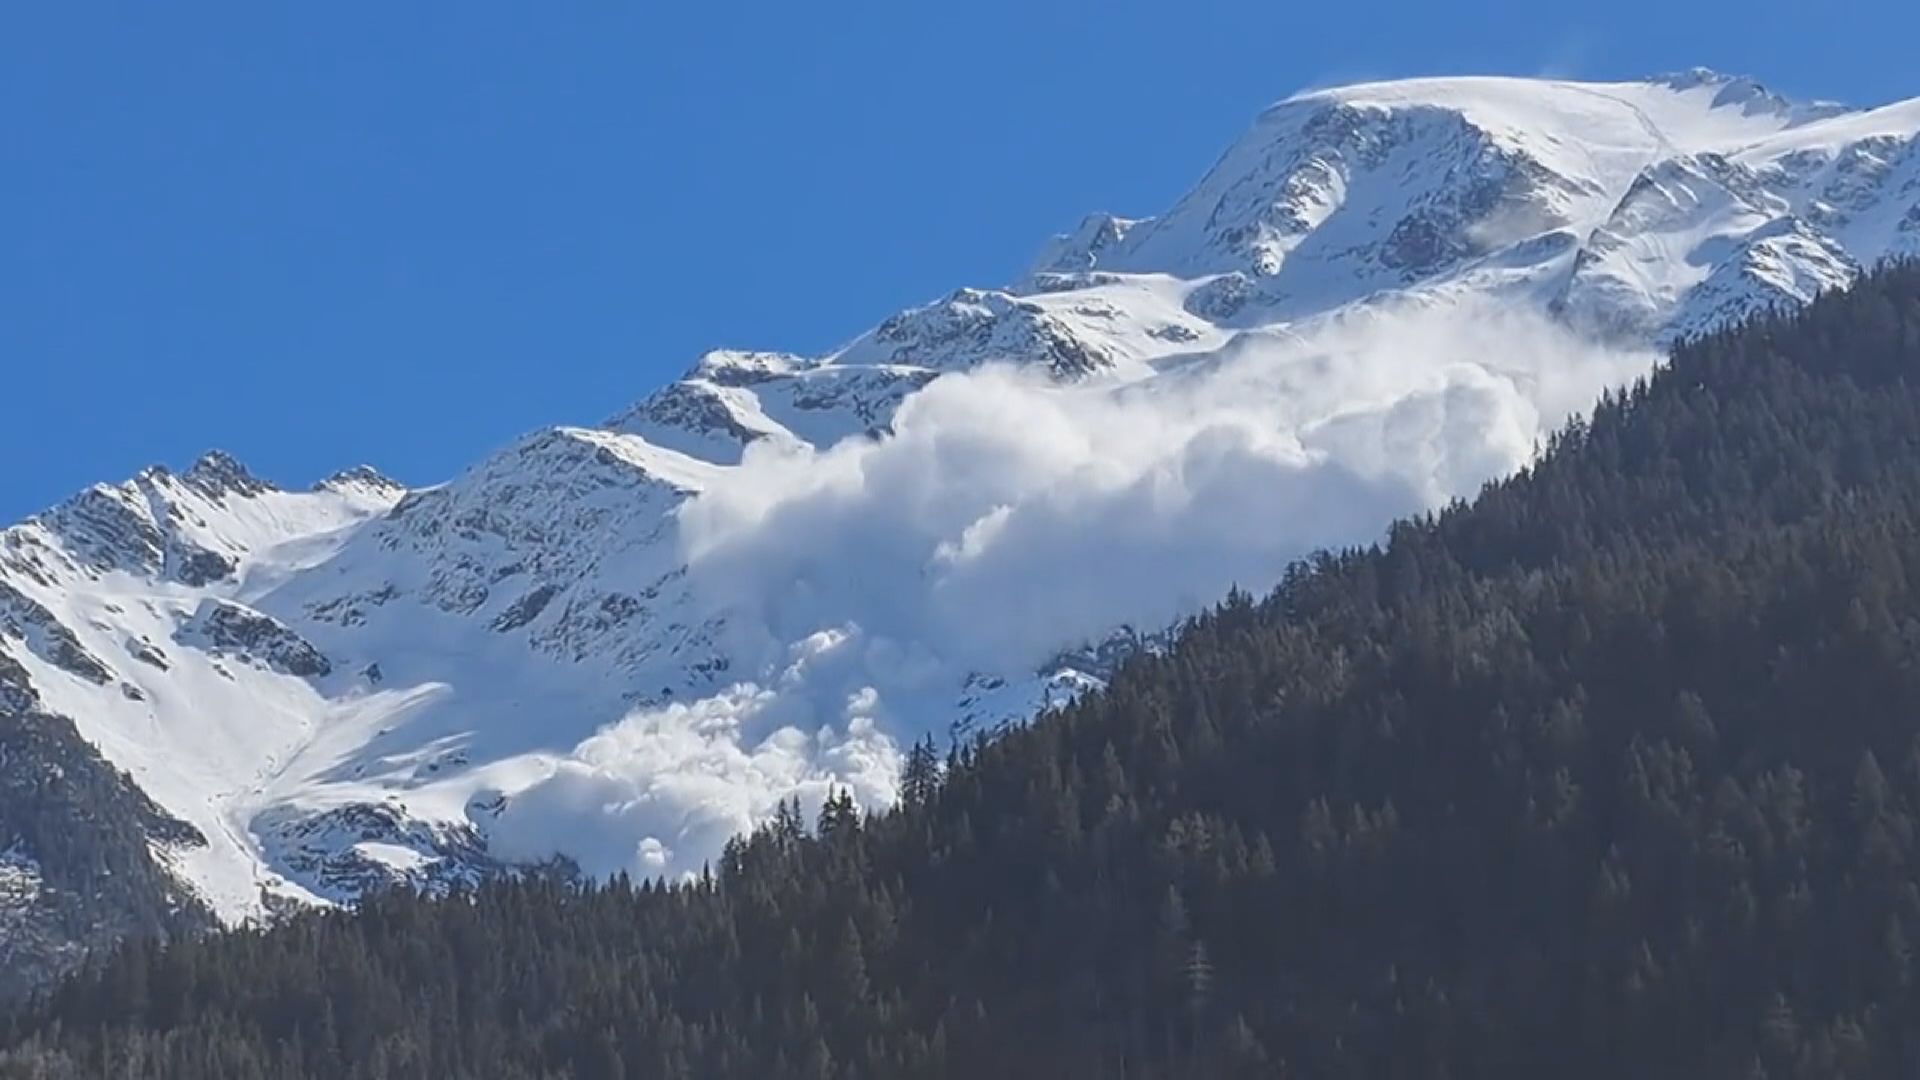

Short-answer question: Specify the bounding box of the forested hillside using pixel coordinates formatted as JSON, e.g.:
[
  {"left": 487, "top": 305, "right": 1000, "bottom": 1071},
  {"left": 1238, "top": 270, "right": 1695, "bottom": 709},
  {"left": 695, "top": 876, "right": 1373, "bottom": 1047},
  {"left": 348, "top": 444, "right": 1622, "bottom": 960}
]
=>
[
  {"left": 11, "top": 266, "right": 1920, "bottom": 1078},
  {"left": 0, "top": 659, "right": 210, "bottom": 1003}
]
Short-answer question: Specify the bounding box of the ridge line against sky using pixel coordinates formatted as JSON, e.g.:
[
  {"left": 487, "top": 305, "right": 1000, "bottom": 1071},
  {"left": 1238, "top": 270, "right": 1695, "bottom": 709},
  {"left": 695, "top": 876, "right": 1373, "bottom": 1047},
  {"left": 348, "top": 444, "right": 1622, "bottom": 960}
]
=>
[{"left": 6, "top": 0, "right": 1918, "bottom": 522}]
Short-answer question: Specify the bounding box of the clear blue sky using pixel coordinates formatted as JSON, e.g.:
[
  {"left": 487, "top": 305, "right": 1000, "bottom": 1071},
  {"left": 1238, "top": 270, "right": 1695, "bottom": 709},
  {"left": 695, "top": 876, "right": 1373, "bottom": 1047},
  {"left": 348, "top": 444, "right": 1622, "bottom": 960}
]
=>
[{"left": 5, "top": 1, "right": 1916, "bottom": 521}]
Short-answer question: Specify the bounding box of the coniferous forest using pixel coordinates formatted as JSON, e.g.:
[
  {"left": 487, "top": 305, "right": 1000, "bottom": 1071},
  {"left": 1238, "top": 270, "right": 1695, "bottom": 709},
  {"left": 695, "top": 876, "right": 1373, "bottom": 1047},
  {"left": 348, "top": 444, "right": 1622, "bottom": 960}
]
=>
[{"left": 11, "top": 266, "right": 1920, "bottom": 1077}]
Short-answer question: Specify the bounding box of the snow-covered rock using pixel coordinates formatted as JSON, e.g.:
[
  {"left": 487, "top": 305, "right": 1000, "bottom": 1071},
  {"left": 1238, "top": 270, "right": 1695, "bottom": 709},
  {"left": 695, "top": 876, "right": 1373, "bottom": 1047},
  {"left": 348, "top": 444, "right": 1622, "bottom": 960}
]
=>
[{"left": 176, "top": 600, "right": 332, "bottom": 678}]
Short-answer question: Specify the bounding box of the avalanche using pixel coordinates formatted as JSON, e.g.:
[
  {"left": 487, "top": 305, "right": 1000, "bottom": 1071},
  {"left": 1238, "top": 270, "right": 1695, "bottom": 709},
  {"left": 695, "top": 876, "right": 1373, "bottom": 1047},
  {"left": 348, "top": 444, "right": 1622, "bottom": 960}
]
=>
[{"left": 5, "top": 69, "right": 1919, "bottom": 919}]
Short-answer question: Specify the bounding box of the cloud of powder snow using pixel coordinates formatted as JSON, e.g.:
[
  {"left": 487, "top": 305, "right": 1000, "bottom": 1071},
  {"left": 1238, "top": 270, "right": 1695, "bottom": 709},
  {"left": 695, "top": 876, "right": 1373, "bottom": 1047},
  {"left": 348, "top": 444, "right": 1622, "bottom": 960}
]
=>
[
  {"left": 489, "top": 298, "right": 1658, "bottom": 879},
  {"left": 485, "top": 630, "right": 902, "bottom": 879},
  {"left": 676, "top": 299, "right": 1653, "bottom": 675}
]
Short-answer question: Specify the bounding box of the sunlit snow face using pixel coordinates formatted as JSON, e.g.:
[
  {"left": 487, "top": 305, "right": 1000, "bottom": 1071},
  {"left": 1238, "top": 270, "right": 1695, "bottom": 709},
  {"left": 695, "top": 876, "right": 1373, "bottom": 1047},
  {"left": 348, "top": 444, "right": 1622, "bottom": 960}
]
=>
[{"left": 489, "top": 299, "right": 1656, "bottom": 879}]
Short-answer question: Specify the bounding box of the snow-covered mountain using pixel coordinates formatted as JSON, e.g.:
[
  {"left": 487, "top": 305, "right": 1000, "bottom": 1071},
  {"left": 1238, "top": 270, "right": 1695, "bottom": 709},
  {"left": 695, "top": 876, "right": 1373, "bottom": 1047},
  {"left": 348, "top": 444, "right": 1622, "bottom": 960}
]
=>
[{"left": 6, "top": 71, "right": 1920, "bottom": 971}]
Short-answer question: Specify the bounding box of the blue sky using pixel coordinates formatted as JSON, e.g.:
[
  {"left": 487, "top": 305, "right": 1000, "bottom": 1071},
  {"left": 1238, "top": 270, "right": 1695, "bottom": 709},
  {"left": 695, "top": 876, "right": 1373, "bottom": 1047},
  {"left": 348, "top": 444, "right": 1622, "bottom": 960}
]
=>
[{"left": 4, "top": 1, "right": 1916, "bottom": 521}]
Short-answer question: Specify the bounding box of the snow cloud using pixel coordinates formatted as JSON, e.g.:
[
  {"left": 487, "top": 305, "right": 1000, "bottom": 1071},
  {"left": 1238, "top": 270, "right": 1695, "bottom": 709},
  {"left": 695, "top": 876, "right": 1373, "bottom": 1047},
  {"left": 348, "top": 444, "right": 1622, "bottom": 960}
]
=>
[
  {"left": 487, "top": 632, "right": 902, "bottom": 879},
  {"left": 680, "top": 299, "right": 1652, "bottom": 675},
  {"left": 491, "top": 299, "right": 1656, "bottom": 879}
]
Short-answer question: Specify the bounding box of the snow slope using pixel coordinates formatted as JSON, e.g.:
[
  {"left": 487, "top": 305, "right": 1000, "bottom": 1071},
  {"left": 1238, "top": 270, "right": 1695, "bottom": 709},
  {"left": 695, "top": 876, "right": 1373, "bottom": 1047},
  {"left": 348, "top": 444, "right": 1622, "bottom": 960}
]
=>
[{"left": 6, "top": 70, "right": 1919, "bottom": 923}]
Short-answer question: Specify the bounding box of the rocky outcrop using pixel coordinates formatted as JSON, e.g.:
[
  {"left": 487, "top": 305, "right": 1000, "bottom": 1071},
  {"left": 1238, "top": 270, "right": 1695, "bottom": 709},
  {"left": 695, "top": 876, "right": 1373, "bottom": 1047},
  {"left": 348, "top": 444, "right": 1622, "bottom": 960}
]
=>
[
  {"left": 0, "top": 702, "right": 209, "bottom": 1002},
  {"left": 182, "top": 450, "right": 274, "bottom": 501},
  {"left": 490, "top": 583, "right": 559, "bottom": 633},
  {"left": 0, "top": 583, "right": 113, "bottom": 685},
  {"left": 175, "top": 599, "right": 331, "bottom": 677},
  {"left": 254, "top": 802, "right": 494, "bottom": 904},
  {"left": 317, "top": 465, "right": 407, "bottom": 499},
  {"left": 850, "top": 287, "right": 1115, "bottom": 378}
]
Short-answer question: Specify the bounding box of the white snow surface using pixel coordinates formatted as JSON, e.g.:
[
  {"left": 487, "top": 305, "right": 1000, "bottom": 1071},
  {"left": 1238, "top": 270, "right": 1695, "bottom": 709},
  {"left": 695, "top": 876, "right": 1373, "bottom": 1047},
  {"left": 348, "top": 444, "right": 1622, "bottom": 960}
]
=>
[
  {"left": 6, "top": 70, "right": 1920, "bottom": 919},
  {"left": 0, "top": 845, "right": 39, "bottom": 908}
]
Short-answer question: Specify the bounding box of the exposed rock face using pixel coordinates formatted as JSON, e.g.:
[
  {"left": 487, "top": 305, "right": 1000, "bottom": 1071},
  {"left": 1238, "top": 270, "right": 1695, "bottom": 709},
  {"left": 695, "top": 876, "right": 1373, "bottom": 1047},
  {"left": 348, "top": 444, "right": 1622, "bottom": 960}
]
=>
[
  {"left": 614, "top": 382, "right": 776, "bottom": 462},
  {"left": 21, "top": 458, "right": 271, "bottom": 588},
  {"left": 852, "top": 288, "right": 1116, "bottom": 377},
  {"left": 254, "top": 803, "right": 493, "bottom": 904},
  {"left": 0, "top": 650, "right": 37, "bottom": 716},
  {"left": 0, "top": 670, "right": 209, "bottom": 1002},
  {"left": 317, "top": 465, "right": 407, "bottom": 499},
  {"left": 38, "top": 482, "right": 171, "bottom": 578},
  {"left": 171, "top": 547, "right": 238, "bottom": 587},
  {"left": 0, "top": 583, "right": 113, "bottom": 685},
  {"left": 491, "top": 583, "right": 559, "bottom": 633},
  {"left": 183, "top": 450, "right": 274, "bottom": 501},
  {"left": 176, "top": 600, "right": 331, "bottom": 678}
]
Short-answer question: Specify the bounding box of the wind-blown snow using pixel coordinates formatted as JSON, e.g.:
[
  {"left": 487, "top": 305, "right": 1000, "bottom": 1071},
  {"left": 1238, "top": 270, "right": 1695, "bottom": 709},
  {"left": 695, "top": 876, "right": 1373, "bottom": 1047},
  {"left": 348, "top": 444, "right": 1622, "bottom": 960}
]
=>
[
  {"left": 679, "top": 300, "right": 1649, "bottom": 677},
  {"left": 6, "top": 69, "right": 1919, "bottom": 906},
  {"left": 491, "top": 300, "right": 1652, "bottom": 878},
  {"left": 489, "top": 659, "right": 902, "bottom": 879}
]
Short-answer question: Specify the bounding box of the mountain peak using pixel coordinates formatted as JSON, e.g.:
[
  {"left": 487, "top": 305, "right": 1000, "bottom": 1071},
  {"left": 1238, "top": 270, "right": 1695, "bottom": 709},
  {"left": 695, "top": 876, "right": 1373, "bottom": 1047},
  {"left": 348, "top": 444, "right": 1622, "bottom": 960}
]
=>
[
  {"left": 315, "top": 465, "right": 405, "bottom": 499},
  {"left": 1648, "top": 67, "right": 1850, "bottom": 123},
  {"left": 1030, "top": 213, "right": 1138, "bottom": 276},
  {"left": 1652, "top": 65, "right": 1762, "bottom": 91},
  {"left": 183, "top": 450, "right": 273, "bottom": 500}
]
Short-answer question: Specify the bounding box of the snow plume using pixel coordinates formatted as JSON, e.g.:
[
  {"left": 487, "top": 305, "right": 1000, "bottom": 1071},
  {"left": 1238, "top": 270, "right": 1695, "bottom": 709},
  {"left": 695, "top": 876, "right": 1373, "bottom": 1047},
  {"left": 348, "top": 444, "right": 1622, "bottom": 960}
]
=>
[
  {"left": 680, "top": 299, "right": 1655, "bottom": 674},
  {"left": 488, "top": 632, "right": 902, "bottom": 880},
  {"left": 488, "top": 300, "right": 1654, "bottom": 881}
]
